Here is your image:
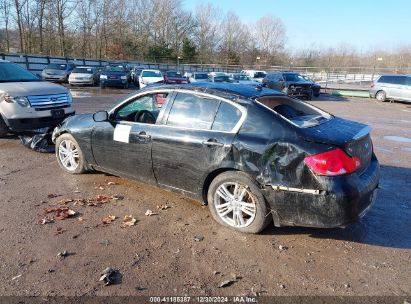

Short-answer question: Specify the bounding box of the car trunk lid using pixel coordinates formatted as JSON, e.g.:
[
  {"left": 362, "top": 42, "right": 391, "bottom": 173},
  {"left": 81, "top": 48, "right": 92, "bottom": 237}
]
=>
[{"left": 299, "top": 117, "right": 373, "bottom": 174}]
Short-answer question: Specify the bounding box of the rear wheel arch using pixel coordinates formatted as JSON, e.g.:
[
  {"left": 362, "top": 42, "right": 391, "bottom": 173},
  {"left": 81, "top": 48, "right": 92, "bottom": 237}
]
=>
[{"left": 202, "top": 168, "right": 239, "bottom": 204}]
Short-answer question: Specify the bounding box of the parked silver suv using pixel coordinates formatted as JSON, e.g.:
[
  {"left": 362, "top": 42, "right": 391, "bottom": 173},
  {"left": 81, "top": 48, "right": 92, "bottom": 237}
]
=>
[
  {"left": 0, "top": 60, "right": 75, "bottom": 137},
  {"left": 370, "top": 74, "right": 411, "bottom": 103}
]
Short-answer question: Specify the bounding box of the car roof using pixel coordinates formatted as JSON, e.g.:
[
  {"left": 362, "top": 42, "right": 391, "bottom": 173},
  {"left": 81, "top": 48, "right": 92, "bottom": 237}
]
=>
[{"left": 145, "top": 82, "right": 284, "bottom": 101}]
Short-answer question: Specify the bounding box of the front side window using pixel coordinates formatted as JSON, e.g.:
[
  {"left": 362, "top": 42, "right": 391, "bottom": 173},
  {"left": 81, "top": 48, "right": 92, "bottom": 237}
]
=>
[
  {"left": 115, "top": 92, "right": 169, "bottom": 124},
  {"left": 167, "top": 93, "right": 219, "bottom": 130},
  {"left": 212, "top": 102, "right": 242, "bottom": 132}
]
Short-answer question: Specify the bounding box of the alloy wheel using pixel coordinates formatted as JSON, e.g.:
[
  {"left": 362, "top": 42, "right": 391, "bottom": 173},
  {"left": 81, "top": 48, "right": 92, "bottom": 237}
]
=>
[
  {"left": 213, "top": 182, "right": 257, "bottom": 228},
  {"left": 58, "top": 139, "right": 80, "bottom": 171}
]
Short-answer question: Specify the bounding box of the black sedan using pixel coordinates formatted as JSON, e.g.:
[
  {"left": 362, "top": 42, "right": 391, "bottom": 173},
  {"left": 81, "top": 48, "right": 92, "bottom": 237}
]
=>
[{"left": 52, "top": 83, "right": 379, "bottom": 233}]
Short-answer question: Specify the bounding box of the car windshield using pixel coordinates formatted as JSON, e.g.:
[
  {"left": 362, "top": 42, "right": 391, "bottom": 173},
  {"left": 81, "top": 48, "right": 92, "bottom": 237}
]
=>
[
  {"left": 194, "top": 73, "right": 208, "bottom": 79},
  {"left": 166, "top": 71, "right": 182, "bottom": 77},
  {"left": 284, "top": 73, "right": 305, "bottom": 82},
  {"left": 72, "top": 67, "right": 94, "bottom": 74},
  {"left": 104, "top": 66, "right": 125, "bottom": 72},
  {"left": 214, "top": 75, "right": 230, "bottom": 82},
  {"left": 142, "top": 71, "right": 162, "bottom": 77},
  {"left": 233, "top": 74, "right": 251, "bottom": 81},
  {"left": 46, "top": 63, "right": 68, "bottom": 70},
  {"left": 0, "top": 63, "right": 40, "bottom": 82},
  {"left": 254, "top": 72, "right": 266, "bottom": 78}
]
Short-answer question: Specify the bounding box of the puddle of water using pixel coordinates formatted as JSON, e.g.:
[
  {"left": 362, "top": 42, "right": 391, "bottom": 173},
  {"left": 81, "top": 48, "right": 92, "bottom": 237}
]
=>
[{"left": 383, "top": 136, "right": 411, "bottom": 143}]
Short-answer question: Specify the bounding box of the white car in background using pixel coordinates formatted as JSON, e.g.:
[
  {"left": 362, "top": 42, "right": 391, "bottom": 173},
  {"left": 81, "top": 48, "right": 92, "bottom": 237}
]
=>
[
  {"left": 68, "top": 66, "right": 98, "bottom": 86},
  {"left": 139, "top": 69, "right": 164, "bottom": 89},
  {"left": 241, "top": 70, "right": 267, "bottom": 83},
  {"left": 185, "top": 72, "right": 209, "bottom": 83}
]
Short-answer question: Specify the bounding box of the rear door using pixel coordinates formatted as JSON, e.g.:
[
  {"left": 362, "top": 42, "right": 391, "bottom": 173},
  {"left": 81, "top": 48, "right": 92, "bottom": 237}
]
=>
[
  {"left": 151, "top": 92, "right": 245, "bottom": 194},
  {"left": 402, "top": 76, "right": 411, "bottom": 101}
]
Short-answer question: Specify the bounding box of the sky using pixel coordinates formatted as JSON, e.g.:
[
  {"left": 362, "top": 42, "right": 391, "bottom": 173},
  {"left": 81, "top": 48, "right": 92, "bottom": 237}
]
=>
[{"left": 183, "top": 0, "right": 411, "bottom": 53}]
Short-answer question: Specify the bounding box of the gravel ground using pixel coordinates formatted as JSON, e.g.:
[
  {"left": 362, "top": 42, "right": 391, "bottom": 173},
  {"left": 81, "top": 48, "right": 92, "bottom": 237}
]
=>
[{"left": 0, "top": 87, "right": 410, "bottom": 299}]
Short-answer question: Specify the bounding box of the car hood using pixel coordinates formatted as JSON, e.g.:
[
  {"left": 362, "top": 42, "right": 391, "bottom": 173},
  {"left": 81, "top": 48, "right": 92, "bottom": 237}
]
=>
[
  {"left": 286, "top": 80, "right": 312, "bottom": 85},
  {"left": 0, "top": 81, "right": 68, "bottom": 97},
  {"left": 70, "top": 73, "right": 93, "bottom": 78},
  {"left": 141, "top": 76, "right": 164, "bottom": 82}
]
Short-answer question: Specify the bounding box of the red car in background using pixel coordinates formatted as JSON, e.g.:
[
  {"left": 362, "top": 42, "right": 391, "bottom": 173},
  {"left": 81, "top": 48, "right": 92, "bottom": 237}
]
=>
[{"left": 163, "top": 71, "right": 188, "bottom": 84}]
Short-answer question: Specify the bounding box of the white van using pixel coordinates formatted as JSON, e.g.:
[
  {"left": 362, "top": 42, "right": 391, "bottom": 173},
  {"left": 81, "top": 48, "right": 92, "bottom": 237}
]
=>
[{"left": 241, "top": 70, "right": 267, "bottom": 83}]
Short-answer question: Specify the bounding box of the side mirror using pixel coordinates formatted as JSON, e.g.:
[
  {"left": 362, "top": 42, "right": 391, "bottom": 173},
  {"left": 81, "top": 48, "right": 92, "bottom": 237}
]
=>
[{"left": 93, "top": 110, "right": 109, "bottom": 122}]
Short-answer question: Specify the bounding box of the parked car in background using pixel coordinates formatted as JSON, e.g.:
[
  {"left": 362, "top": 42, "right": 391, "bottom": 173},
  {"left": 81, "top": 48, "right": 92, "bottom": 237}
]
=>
[
  {"left": 163, "top": 71, "right": 188, "bottom": 84},
  {"left": 131, "top": 67, "right": 142, "bottom": 85},
  {"left": 100, "top": 65, "right": 130, "bottom": 89},
  {"left": 302, "top": 75, "right": 321, "bottom": 97},
  {"left": 41, "top": 63, "right": 75, "bottom": 83},
  {"left": 263, "top": 71, "right": 314, "bottom": 100},
  {"left": 208, "top": 73, "right": 232, "bottom": 83},
  {"left": 68, "top": 66, "right": 98, "bottom": 86},
  {"left": 138, "top": 69, "right": 164, "bottom": 89},
  {"left": 52, "top": 82, "right": 379, "bottom": 233},
  {"left": 0, "top": 60, "right": 74, "bottom": 137},
  {"left": 241, "top": 70, "right": 267, "bottom": 82},
  {"left": 229, "top": 73, "right": 259, "bottom": 86},
  {"left": 186, "top": 72, "right": 209, "bottom": 83},
  {"left": 369, "top": 74, "right": 411, "bottom": 103}
]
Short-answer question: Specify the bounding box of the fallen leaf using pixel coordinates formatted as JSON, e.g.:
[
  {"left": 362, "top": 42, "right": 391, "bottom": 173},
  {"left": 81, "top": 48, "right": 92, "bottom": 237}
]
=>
[
  {"left": 107, "top": 182, "right": 118, "bottom": 186},
  {"left": 121, "top": 215, "right": 137, "bottom": 228},
  {"left": 102, "top": 215, "right": 116, "bottom": 224},
  {"left": 55, "top": 227, "right": 66, "bottom": 235},
  {"left": 47, "top": 193, "right": 59, "bottom": 199},
  {"left": 57, "top": 198, "right": 74, "bottom": 205},
  {"left": 145, "top": 209, "right": 157, "bottom": 216},
  {"left": 56, "top": 251, "right": 68, "bottom": 259}
]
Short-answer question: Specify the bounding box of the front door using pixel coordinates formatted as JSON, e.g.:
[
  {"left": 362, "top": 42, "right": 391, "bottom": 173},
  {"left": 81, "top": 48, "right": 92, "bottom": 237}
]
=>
[{"left": 91, "top": 92, "right": 171, "bottom": 183}]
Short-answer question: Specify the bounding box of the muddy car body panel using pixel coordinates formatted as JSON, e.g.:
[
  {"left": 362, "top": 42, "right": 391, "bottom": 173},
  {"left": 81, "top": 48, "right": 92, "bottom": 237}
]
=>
[{"left": 53, "top": 83, "right": 380, "bottom": 229}]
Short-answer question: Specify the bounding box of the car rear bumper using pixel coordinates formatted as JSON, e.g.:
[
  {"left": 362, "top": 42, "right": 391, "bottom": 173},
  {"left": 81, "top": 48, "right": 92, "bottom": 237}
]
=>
[
  {"left": 4, "top": 111, "right": 75, "bottom": 132},
  {"left": 70, "top": 79, "right": 94, "bottom": 85},
  {"left": 263, "top": 158, "right": 380, "bottom": 228}
]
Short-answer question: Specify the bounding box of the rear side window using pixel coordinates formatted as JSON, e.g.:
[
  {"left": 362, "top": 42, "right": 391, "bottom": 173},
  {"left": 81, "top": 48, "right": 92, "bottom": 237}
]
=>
[
  {"left": 167, "top": 93, "right": 219, "bottom": 129},
  {"left": 212, "top": 102, "right": 242, "bottom": 132},
  {"left": 378, "top": 75, "right": 406, "bottom": 85}
]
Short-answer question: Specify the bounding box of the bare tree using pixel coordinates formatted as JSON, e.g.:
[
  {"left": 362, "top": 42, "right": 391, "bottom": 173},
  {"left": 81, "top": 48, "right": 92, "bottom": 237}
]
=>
[
  {"left": 253, "top": 14, "right": 286, "bottom": 63},
  {"left": 0, "top": 0, "right": 12, "bottom": 52}
]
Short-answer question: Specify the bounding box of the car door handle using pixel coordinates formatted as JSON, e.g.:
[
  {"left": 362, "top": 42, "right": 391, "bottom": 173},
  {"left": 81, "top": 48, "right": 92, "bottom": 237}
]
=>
[
  {"left": 202, "top": 139, "right": 225, "bottom": 147},
  {"left": 137, "top": 132, "right": 151, "bottom": 139}
]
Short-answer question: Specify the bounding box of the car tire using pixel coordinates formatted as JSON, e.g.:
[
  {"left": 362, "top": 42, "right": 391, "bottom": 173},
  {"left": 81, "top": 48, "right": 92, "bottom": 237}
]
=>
[
  {"left": 313, "top": 92, "right": 320, "bottom": 97},
  {"left": 207, "top": 171, "right": 272, "bottom": 234},
  {"left": 376, "top": 90, "right": 386, "bottom": 102},
  {"left": 0, "top": 115, "right": 9, "bottom": 138},
  {"left": 55, "top": 133, "right": 87, "bottom": 174}
]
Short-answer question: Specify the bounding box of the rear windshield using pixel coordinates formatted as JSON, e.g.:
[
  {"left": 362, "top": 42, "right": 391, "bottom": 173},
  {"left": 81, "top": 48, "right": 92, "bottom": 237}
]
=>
[
  {"left": 254, "top": 72, "right": 266, "bottom": 78},
  {"left": 257, "top": 96, "right": 332, "bottom": 128},
  {"left": 194, "top": 73, "right": 208, "bottom": 79},
  {"left": 46, "top": 63, "right": 67, "bottom": 70},
  {"left": 72, "top": 67, "right": 94, "bottom": 74},
  {"left": 142, "top": 71, "right": 162, "bottom": 77},
  {"left": 166, "top": 71, "right": 182, "bottom": 77},
  {"left": 0, "top": 63, "right": 39, "bottom": 82},
  {"left": 105, "top": 66, "right": 126, "bottom": 72}
]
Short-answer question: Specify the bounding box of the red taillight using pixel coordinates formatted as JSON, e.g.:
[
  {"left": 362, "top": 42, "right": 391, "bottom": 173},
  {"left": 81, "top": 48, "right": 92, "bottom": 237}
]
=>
[{"left": 304, "top": 148, "right": 361, "bottom": 176}]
